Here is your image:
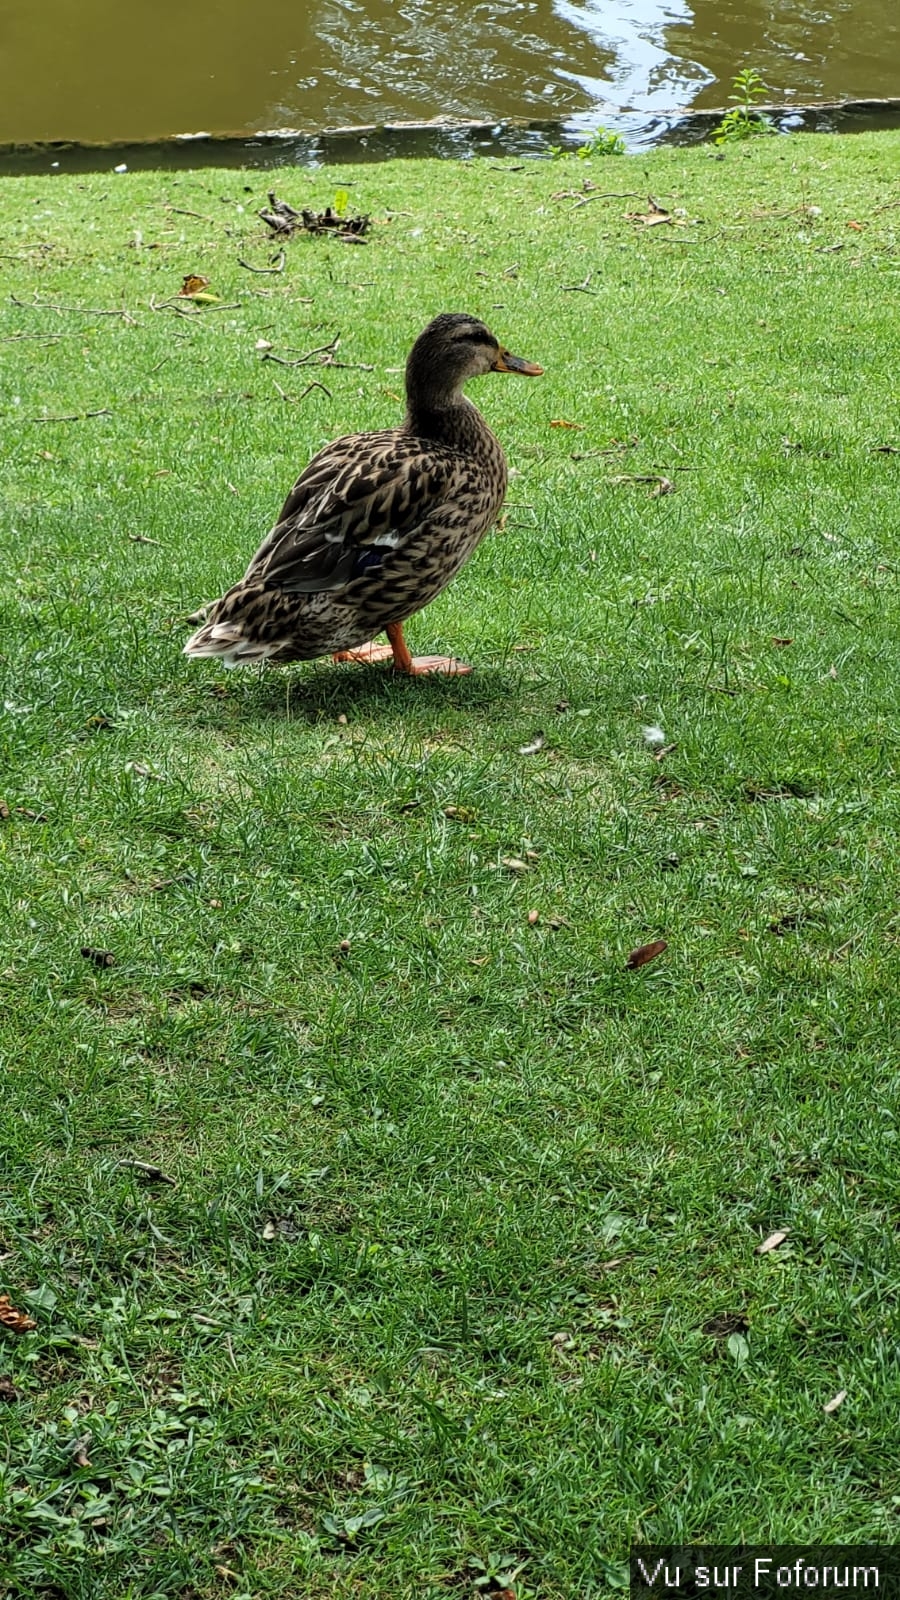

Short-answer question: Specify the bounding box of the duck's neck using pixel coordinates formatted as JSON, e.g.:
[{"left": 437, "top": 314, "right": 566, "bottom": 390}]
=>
[{"left": 404, "top": 381, "right": 483, "bottom": 449}]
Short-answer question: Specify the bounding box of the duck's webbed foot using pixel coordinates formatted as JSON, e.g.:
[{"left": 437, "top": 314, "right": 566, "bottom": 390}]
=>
[
  {"left": 331, "top": 642, "right": 395, "bottom": 666},
  {"left": 333, "top": 622, "right": 471, "bottom": 676}
]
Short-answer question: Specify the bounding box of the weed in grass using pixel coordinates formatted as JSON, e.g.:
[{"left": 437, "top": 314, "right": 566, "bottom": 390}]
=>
[
  {"left": 712, "top": 68, "right": 777, "bottom": 146},
  {"left": 577, "top": 126, "right": 626, "bottom": 159}
]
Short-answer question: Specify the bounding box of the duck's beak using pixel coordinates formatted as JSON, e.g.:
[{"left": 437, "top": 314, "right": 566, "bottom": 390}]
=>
[{"left": 492, "top": 347, "right": 543, "bottom": 376}]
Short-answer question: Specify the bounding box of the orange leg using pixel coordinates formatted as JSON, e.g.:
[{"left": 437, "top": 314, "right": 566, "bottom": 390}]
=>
[{"left": 333, "top": 621, "right": 471, "bottom": 675}]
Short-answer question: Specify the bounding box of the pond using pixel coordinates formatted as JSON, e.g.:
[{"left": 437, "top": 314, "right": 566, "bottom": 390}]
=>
[{"left": 2, "top": 0, "right": 899, "bottom": 151}]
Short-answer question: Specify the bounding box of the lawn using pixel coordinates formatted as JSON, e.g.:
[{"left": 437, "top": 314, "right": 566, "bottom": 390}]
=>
[{"left": 1, "top": 130, "right": 899, "bottom": 1599}]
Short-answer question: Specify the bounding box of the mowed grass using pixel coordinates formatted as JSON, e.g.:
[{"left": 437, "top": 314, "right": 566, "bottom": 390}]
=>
[{"left": 1, "top": 132, "right": 900, "bottom": 1598}]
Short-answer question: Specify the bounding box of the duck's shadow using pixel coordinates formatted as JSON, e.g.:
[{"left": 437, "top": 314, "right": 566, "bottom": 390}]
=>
[{"left": 188, "top": 657, "right": 533, "bottom": 732}]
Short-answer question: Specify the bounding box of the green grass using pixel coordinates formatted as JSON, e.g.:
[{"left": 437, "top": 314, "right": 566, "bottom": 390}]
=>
[{"left": 1, "top": 132, "right": 900, "bottom": 1598}]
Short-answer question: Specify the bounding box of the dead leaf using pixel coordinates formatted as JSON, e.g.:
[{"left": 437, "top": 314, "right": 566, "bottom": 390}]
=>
[
  {"left": 549, "top": 418, "right": 584, "bottom": 430},
  {"left": 846, "top": 220, "right": 864, "bottom": 231},
  {"left": 651, "top": 476, "right": 674, "bottom": 497},
  {"left": 0, "top": 1375, "right": 20, "bottom": 1400},
  {"left": 823, "top": 1389, "right": 847, "bottom": 1414},
  {"left": 0, "top": 801, "right": 9, "bottom": 821},
  {"left": 501, "top": 857, "right": 530, "bottom": 874},
  {"left": 178, "top": 273, "right": 220, "bottom": 302},
  {"left": 872, "top": 443, "right": 900, "bottom": 454},
  {"left": 261, "top": 1220, "right": 277, "bottom": 1241},
  {"left": 518, "top": 732, "right": 545, "bottom": 756},
  {"left": 0, "top": 1295, "right": 37, "bottom": 1333},
  {"left": 527, "top": 910, "right": 540, "bottom": 925},
  {"left": 625, "top": 939, "right": 667, "bottom": 970},
  {"left": 627, "top": 195, "right": 682, "bottom": 228},
  {"left": 757, "top": 1229, "right": 789, "bottom": 1254},
  {"left": 771, "top": 637, "right": 793, "bottom": 648},
  {"left": 703, "top": 1311, "right": 748, "bottom": 1338},
  {"left": 81, "top": 946, "right": 115, "bottom": 968},
  {"left": 444, "top": 805, "right": 475, "bottom": 823}
]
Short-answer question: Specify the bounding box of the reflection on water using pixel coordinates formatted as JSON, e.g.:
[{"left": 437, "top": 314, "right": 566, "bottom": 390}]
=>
[
  {"left": 554, "top": 0, "right": 709, "bottom": 132},
  {"left": 1, "top": 0, "right": 899, "bottom": 148}
]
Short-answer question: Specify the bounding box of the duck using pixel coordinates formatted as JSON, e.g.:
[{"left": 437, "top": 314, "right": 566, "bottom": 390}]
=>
[{"left": 183, "top": 312, "right": 542, "bottom": 676}]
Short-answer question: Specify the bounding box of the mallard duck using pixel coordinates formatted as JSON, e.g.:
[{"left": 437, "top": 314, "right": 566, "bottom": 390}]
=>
[{"left": 184, "top": 312, "right": 542, "bottom": 675}]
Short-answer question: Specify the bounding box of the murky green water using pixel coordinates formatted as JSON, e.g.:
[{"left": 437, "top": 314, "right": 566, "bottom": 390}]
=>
[{"left": 2, "top": 0, "right": 899, "bottom": 149}]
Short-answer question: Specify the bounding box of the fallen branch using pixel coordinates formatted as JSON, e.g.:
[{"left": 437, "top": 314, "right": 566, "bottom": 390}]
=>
[
  {"left": 261, "top": 333, "right": 373, "bottom": 371},
  {"left": 238, "top": 251, "right": 286, "bottom": 274},
  {"left": 118, "top": 1158, "right": 176, "bottom": 1186},
  {"left": 150, "top": 294, "right": 241, "bottom": 315},
  {"left": 28, "top": 408, "right": 112, "bottom": 423},
  {"left": 272, "top": 378, "right": 333, "bottom": 403},
  {"left": 11, "top": 292, "right": 136, "bottom": 324},
  {"left": 570, "top": 190, "right": 644, "bottom": 210},
  {"left": 561, "top": 274, "right": 597, "bottom": 294},
  {"left": 166, "top": 205, "right": 216, "bottom": 223}
]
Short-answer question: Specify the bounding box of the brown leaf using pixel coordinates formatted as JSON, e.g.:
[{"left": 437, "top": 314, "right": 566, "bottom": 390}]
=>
[
  {"left": 625, "top": 939, "right": 667, "bottom": 970},
  {"left": 81, "top": 946, "right": 115, "bottom": 968},
  {"left": 703, "top": 1311, "right": 748, "bottom": 1338},
  {"left": 0, "top": 1295, "right": 37, "bottom": 1333},
  {"left": 757, "top": 1229, "right": 789, "bottom": 1255},
  {"left": 0, "top": 801, "right": 9, "bottom": 821},
  {"left": 0, "top": 1374, "right": 20, "bottom": 1400},
  {"left": 651, "top": 476, "right": 674, "bottom": 497},
  {"left": 501, "top": 857, "right": 530, "bottom": 874},
  {"left": 549, "top": 418, "right": 584, "bottom": 430},
  {"left": 178, "top": 273, "right": 211, "bottom": 296},
  {"left": 444, "top": 804, "right": 475, "bottom": 822},
  {"left": 771, "top": 637, "right": 793, "bottom": 648},
  {"left": 846, "top": 220, "right": 864, "bottom": 231},
  {"left": 823, "top": 1389, "right": 847, "bottom": 1414}
]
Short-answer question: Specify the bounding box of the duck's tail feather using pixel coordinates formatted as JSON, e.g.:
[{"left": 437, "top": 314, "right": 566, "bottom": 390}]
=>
[{"left": 184, "top": 615, "right": 286, "bottom": 668}]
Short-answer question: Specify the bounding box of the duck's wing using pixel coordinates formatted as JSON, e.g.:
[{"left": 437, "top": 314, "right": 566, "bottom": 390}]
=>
[{"left": 244, "top": 431, "right": 460, "bottom": 595}]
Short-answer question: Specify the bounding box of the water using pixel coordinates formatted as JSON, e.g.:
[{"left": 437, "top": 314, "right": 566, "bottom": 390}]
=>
[{"left": 2, "top": 0, "right": 899, "bottom": 153}]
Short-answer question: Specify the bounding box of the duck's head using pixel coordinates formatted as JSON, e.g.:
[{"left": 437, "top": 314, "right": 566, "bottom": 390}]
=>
[{"left": 406, "top": 312, "right": 543, "bottom": 404}]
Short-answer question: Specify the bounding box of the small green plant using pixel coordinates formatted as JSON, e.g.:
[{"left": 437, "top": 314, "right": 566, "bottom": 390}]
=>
[
  {"left": 577, "top": 124, "right": 626, "bottom": 158},
  {"left": 712, "top": 67, "right": 775, "bottom": 145}
]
